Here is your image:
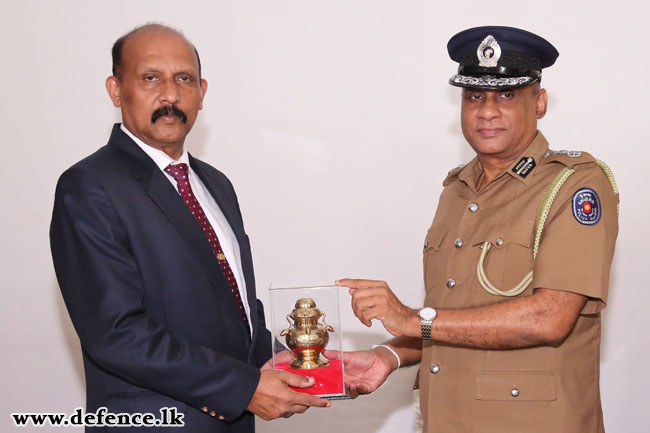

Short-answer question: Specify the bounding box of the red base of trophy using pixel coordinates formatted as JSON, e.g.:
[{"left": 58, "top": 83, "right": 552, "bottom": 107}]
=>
[{"left": 276, "top": 360, "right": 344, "bottom": 397}]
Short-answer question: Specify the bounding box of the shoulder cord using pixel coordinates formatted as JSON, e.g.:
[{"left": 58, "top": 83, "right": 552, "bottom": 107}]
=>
[{"left": 477, "top": 159, "right": 618, "bottom": 297}]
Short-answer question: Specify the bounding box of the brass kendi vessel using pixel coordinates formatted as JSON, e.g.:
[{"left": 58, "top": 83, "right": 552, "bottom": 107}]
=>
[{"left": 280, "top": 298, "right": 334, "bottom": 369}]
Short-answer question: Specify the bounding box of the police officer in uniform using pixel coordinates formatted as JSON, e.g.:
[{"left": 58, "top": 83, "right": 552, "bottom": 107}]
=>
[{"left": 336, "top": 26, "right": 619, "bottom": 433}]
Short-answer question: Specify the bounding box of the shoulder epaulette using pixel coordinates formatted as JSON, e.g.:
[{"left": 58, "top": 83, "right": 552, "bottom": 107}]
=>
[
  {"left": 443, "top": 164, "right": 466, "bottom": 186},
  {"left": 541, "top": 150, "right": 595, "bottom": 168}
]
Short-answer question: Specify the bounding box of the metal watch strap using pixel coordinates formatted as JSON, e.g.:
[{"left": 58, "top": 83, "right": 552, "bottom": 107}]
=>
[{"left": 421, "top": 321, "right": 432, "bottom": 341}]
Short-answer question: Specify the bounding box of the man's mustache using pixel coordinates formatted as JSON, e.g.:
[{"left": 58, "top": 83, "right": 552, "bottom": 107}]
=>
[{"left": 151, "top": 105, "right": 188, "bottom": 124}]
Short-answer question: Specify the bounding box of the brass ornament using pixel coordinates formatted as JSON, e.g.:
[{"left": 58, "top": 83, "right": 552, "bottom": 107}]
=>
[{"left": 280, "top": 298, "right": 334, "bottom": 369}]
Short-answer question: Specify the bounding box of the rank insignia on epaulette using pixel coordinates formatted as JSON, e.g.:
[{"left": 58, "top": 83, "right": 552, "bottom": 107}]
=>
[
  {"left": 512, "top": 157, "right": 536, "bottom": 178},
  {"left": 544, "top": 150, "right": 582, "bottom": 158},
  {"left": 572, "top": 188, "right": 601, "bottom": 225},
  {"left": 447, "top": 163, "right": 466, "bottom": 175}
]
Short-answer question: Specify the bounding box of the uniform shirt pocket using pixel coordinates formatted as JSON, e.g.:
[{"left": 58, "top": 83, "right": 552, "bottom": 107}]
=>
[
  {"left": 470, "top": 220, "right": 535, "bottom": 295},
  {"left": 423, "top": 225, "right": 448, "bottom": 293},
  {"left": 475, "top": 372, "right": 556, "bottom": 401}
]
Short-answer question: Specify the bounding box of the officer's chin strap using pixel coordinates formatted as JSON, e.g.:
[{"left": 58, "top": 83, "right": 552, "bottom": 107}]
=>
[{"left": 477, "top": 159, "right": 619, "bottom": 297}]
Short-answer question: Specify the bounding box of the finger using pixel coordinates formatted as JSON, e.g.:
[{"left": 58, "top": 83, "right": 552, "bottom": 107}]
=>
[
  {"left": 274, "top": 350, "right": 294, "bottom": 364},
  {"left": 353, "top": 295, "right": 387, "bottom": 312},
  {"left": 297, "top": 395, "right": 331, "bottom": 408},
  {"left": 345, "top": 383, "right": 361, "bottom": 399},
  {"left": 351, "top": 302, "right": 373, "bottom": 327},
  {"left": 280, "top": 371, "right": 316, "bottom": 389},
  {"left": 337, "top": 278, "right": 387, "bottom": 289},
  {"left": 286, "top": 389, "right": 331, "bottom": 408},
  {"left": 351, "top": 287, "right": 392, "bottom": 301},
  {"left": 322, "top": 350, "right": 340, "bottom": 360},
  {"left": 359, "top": 308, "right": 377, "bottom": 327}
]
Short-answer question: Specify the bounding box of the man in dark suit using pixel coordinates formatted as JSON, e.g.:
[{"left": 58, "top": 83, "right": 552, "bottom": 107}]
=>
[{"left": 50, "top": 23, "right": 329, "bottom": 432}]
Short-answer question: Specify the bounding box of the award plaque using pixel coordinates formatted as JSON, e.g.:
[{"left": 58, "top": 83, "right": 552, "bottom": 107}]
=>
[{"left": 269, "top": 285, "right": 349, "bottom": 400}]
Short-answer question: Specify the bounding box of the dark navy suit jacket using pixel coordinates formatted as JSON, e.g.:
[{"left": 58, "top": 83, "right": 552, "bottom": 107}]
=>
[{"left": 50, "top": 124, "right": 272, "bottom": 432}]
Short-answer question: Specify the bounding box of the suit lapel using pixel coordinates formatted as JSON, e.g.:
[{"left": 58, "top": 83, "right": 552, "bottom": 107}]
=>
[
  {"left": 108, "top": 125, "right": 250, "bottom": 338},
  {"left": 190, "top": 157, "right": 260, "bottom": 341}
]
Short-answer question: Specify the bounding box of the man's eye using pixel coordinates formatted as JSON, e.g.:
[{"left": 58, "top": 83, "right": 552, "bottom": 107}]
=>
[
  {"left": 499, "top": 92, "right": 514, "bottom": 99},
  {"left": 144, "top": 75, "right": 156, "bottom": 81},
  {"left": 470, "top": 93, "right": 483, "bottom": 100},
  {"left": 178, "top": 75, "right": 191, "bottom": 82}
]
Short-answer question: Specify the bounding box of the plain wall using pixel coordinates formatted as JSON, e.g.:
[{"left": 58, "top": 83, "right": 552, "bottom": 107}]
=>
[{"left": 2, "top": 1, "right": 648, "bottom": 431}]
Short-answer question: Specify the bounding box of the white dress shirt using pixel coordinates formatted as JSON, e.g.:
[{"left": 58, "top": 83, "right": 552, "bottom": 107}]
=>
[{"left": 121, "top": 125, "right": 252, "bottom": 333}]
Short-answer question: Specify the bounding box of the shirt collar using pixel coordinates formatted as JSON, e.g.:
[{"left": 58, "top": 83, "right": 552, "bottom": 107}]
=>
[
  {"left": 120, "top": 124, "right": 189, "bottom": 170},
  {"left": 457, "top": 130, "right": 550, "bottom": 190},
  {"left": 503, "top": 131, "right": 550, "bottom": 186}
]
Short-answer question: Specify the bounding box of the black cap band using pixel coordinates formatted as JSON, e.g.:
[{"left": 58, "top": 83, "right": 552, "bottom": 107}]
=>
[{"left": 458, "top": 65, "right": 541, "bottom": 80}]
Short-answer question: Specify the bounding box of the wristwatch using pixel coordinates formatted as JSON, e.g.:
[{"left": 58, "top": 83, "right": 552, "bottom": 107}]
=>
[{"left": 419, "top": 307, "right": 437, "bottom": 341}]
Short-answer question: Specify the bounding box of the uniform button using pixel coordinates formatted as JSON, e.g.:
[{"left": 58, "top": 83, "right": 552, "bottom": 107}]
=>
[
  {"left": 201, "top": 406, "right": 208, "bottom": 413},
  {"left": 209, "top": 411, "right": 216, "bottom": 417},
  {"left": 454, "top": 238, "right": 463, "bottom": 248},
  {"left": 430, "top": 363, "right": 440, "bottom": 374},
  {"left": 446, "top": 278, "right": 456, "bottom": 288},
  {"left": 218, "top": 415, "right": 225, "bottom": 421},
  {"left": 468, "top": 202, "right": 479, "bottom": 213},
  {"left": 495, "top": 237, "right": 504, "bottom": 247},
  {"left": 424, "top": 240, "right": 428, "bottom": 248},
  {"left": 511, "top": 388, "right": 520, "bottom": 397}
]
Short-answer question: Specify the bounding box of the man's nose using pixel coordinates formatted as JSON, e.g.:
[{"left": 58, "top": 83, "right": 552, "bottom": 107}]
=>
[
  {"left": 159, "top": 78, "right": 181, "bottom": 105},
  {"left": 478, "top": 96, "right": 500, "bottom": 121}
]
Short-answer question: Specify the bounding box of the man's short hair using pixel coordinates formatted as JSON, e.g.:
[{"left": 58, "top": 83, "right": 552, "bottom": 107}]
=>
[{"left": 111, "top": 23, "right": 202, "bottom": 79}]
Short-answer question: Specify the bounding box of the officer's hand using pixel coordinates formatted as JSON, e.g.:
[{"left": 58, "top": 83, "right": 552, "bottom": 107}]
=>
[
  {"left": 324, "top": 349, "right": 395, "bottom": 398},
  {"left": 247, "top": 370, "right": 330, "bottom": 420},
  {"left": 336, "top": 278, "right": 419, "bottom": 337}
]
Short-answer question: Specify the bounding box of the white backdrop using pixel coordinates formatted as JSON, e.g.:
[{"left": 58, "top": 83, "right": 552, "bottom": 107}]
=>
[{"left": 2, "top": 1, "right": 649, "bottom": 432}]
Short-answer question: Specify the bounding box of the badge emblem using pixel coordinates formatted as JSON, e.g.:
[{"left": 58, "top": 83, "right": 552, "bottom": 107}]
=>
[
  {"left": 572, "top": 188, "right": 601, "bottom": 225},
  {"left": 477, "top": 35, "right": 501, "bottom": 67},
  {"left": 512, "top": 157, "right": 536, "bottom": 178}
]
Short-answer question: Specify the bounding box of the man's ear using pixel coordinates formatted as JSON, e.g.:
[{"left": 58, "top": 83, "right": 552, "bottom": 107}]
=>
[
  {"left": 106, "top": 76, "right": 122, "bottom": 108},
  {"left": 199, "top": 78, "right": 208, "bottom": 110},
  {"left": 535, "top": 87, "right": 548, "bottom": 119}
]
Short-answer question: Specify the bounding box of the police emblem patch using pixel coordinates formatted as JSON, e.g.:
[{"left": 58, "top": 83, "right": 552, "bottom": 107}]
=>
[{"left": 572, "top": 188, "right": 601, "bottom": 225}]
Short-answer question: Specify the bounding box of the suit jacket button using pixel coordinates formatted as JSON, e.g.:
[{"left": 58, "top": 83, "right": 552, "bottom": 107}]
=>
[
  {"left": 218, "top": 415, "right": 225, "bottom": 420},
  {"left": 209, "top": 411, "right": 216, "bottom": 417},
  {"left": 201, "top": 406, "right": 208, "bottom": 412}
]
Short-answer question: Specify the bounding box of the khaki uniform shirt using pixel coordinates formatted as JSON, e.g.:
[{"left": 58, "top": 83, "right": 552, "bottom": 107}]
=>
[{"left": 419, "top": 132, "right": 619, "bottom": 433}]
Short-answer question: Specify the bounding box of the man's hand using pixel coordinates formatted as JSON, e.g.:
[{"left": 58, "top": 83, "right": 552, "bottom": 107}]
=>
[
  {"left": 336, "top": 278, "right": 420, "bottom": 337},
  {"left": 260, "top": 351, "right": 294, "bottom": 371},
  {"left": 325, "top": 348, "right": 395, "bottom": 398},
  {"left": 246, "top": 370, "right": 330, "bottom": 420}
]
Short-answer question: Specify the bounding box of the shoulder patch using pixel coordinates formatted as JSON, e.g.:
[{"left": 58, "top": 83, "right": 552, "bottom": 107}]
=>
[{"left": 572, "top": 188, "right": 601, "bottom": 225}]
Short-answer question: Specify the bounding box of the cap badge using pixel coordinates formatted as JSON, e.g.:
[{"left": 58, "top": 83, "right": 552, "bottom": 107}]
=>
[{"left": 477, "top": 35, "right": 501, "bottom": 67}]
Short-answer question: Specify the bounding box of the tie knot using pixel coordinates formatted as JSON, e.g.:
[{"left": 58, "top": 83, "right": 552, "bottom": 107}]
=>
[{"left": 165, "top": 163, "right": 189, "bottom": 182}]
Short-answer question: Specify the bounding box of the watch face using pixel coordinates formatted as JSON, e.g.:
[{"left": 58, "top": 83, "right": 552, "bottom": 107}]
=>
[{"left": 419, "top": 307, "right": 437, "bottom": 321}]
